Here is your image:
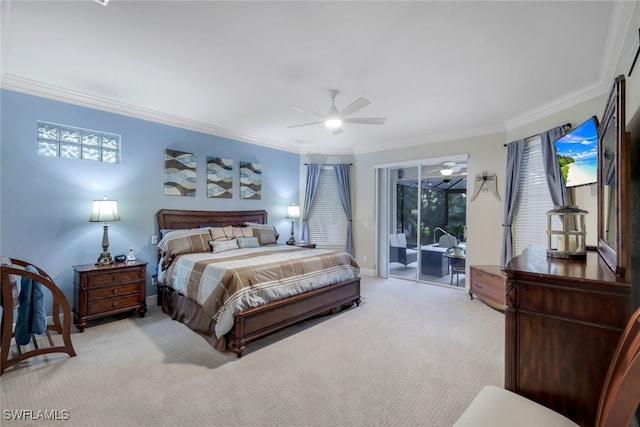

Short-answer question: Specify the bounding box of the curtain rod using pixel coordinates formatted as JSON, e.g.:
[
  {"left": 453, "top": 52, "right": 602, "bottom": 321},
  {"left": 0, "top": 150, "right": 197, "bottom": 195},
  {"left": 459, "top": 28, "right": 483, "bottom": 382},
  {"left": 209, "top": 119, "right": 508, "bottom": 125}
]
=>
[
  {"left": 503, "top": 123, "right": 571, "bottom": 147},
  {"left": 304, "top": 163, "right": 353, "bottom": 165}
]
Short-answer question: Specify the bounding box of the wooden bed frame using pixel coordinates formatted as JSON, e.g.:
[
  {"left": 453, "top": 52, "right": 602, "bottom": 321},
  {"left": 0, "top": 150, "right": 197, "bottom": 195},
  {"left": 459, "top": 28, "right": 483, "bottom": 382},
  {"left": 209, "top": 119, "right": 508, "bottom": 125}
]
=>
[{"left": 156, "top": 209, "right": 361, "bottom": 357}]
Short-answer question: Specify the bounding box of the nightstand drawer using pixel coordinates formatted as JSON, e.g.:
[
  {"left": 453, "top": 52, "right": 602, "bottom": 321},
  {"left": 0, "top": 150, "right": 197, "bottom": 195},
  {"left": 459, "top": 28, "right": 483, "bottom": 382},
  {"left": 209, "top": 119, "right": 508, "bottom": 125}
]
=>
[
  {"left": 86, "top": 270, "right": 142, "bottom": 287},
  {"left": 88, "top": 294, "right": 140, "bottom": 315},
  {"left": 88, "top": 283, "right": 140, "bottom": 300}
]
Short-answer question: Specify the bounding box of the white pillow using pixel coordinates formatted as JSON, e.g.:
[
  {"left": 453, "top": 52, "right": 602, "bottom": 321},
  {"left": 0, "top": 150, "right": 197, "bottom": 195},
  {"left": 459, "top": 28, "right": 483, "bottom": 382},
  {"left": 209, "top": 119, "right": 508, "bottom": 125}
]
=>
[
  {"left": 397, "top": 233, "right": 408, "bottom": 248},
  {"left": 210, "top": 239, "right": 239, "bottom": 253}
]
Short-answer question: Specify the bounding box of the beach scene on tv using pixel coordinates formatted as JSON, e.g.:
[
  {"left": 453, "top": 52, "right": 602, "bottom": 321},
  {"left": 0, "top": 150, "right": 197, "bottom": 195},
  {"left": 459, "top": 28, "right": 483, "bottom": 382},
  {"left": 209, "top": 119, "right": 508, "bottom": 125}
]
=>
[{"left": 554, "top": 117, "right": 598, "bottom": 188}]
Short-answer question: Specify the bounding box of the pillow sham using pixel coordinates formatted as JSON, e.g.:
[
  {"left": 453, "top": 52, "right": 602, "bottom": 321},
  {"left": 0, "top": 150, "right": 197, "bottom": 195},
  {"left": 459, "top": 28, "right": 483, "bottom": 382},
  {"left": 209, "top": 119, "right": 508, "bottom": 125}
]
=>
[
  {"left": 157, "top": 228, "right": 212, "bottom": 270},
  {"left": 232, "top": 226, "right": 254, "bottom": 238},
  {"left": 237, "top": 236, "right": 260, "bottom": 248},
  {"left": 209, "top": 226, "right": 234, "bottom": 242},
  {"left": 210, "top": 238, "right": 239, "bottom": 253},
  {"left": 244, "top": 222, "right": 278, "bottom": 245}
]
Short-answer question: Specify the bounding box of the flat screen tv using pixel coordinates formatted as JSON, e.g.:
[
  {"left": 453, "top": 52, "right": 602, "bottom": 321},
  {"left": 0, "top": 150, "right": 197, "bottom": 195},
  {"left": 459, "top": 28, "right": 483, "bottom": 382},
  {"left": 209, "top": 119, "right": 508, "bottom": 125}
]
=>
[{"left": 553, "top": 116, "right": 599, "bottom": 188}]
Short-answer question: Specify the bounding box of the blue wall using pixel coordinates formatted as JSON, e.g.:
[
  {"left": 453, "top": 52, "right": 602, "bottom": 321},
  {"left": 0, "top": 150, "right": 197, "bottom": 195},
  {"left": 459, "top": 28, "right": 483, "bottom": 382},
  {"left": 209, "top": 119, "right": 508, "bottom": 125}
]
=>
[{"left": 0, "top": 89, "right": 300, "bottom": 306}]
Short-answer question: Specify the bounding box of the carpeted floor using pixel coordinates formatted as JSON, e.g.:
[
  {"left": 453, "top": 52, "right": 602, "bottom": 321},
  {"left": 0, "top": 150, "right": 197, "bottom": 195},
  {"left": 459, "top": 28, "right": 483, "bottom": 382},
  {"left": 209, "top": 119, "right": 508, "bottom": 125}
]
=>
[{"left": 0, "top": 276, "right": 504, "bottom": 426}]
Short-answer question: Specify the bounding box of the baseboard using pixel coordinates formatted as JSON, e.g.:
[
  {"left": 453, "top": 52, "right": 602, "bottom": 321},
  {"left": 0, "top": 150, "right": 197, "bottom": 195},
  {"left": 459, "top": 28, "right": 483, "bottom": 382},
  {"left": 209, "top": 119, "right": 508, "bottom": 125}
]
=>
[
  {"left": 146, "top": 294, "right": 158, "bottom": 306},
  {"left": 359, "top": 268, "right": 375, "bottom": 276}
]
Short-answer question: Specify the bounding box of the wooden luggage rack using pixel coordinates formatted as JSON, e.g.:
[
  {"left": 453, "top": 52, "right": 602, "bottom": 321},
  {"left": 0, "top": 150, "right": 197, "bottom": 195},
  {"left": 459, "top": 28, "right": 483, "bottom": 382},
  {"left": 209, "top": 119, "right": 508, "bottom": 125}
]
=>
[{"left": 1, "top": 258, "right": 76, "bottom": 375}]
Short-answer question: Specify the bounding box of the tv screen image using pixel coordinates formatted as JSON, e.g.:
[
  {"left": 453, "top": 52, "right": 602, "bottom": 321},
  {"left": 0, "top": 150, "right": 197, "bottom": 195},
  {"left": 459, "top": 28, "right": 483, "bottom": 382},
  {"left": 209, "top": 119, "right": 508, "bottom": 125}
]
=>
[{"left": 553, "top": 116, "right": 599, "bottom": 188}]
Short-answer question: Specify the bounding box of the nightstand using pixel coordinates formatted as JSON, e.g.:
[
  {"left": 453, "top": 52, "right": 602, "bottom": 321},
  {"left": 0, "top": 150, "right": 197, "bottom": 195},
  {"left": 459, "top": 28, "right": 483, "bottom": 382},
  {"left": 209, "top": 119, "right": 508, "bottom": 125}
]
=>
[
  {"left": 295, "top": 243, "right": 316, "bottom": 249},
  {"left": 73, "top": 260, "right": 147, "bottom": 332}
]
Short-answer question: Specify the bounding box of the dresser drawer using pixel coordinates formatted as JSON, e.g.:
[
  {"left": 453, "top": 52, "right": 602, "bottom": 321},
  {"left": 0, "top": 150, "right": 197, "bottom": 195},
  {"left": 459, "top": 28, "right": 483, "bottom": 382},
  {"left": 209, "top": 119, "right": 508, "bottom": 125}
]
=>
[
  {"left": 85, "top": 269, "right": 142, "bottom": 287},
  {"left": 88, "top": 283, "right": 140, "bottom": 300},
  {"left": 88, "top": 293, "right": 140, "bottom": 315},
  {"left": 470, "top": 265, "right": 505, "bottom": 309}
]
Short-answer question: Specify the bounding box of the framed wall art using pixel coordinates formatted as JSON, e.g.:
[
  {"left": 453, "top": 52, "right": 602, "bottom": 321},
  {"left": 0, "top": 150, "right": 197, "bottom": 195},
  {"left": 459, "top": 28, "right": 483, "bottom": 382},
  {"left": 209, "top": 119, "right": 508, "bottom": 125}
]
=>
[
  {"left": 164, "top": 149, "right": 196, "bottom": 197},
  {"left": 239, "top": 161, "right": 262, "bottom": 200},
  {"left": 207, "top": 156, "right": 233, "bottom": 198}
]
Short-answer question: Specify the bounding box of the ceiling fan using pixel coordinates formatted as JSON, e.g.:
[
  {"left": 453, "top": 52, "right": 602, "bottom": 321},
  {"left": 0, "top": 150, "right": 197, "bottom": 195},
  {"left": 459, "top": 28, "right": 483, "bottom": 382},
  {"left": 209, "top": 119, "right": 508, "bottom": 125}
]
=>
[
  {"left": 288, "top": 89, "right": 386, "bottom": 135},
  {"left": 424, "top": 161, "right": 467, "bottom": 181}
]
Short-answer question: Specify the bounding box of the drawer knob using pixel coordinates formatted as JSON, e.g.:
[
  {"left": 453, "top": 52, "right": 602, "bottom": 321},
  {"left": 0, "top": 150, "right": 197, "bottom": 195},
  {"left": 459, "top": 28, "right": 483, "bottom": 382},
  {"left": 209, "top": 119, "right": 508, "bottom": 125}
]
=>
[
  {"left": 112, "top": 288, "right": 119, "bottom": 294},
  {"left": 112, "top": 301, "right": 118, "bottom": 307}
]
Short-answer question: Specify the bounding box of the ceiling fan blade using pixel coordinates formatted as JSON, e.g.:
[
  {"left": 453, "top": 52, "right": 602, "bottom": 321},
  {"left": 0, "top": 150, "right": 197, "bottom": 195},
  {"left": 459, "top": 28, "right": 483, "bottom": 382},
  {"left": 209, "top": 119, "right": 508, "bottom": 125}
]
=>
[
  {"left": 339, "top": 97, "right": 371, "bottom": 117},
  {"left": 290, "top": 105, "right": 325, "bottom": 119},
  {"left": 287, "top": 121, "right": 324, "bottom": 128},
  {"left": 331, "top": 127, "right": 343, "bottom": 136},
  {"left": 342, "top": 117, "right": 387, "bottom": 125}
]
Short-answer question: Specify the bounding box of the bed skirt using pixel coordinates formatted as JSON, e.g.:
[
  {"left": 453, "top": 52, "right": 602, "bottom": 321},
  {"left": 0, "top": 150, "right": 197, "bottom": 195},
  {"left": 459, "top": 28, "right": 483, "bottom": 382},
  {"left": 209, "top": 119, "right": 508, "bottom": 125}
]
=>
[{"left": 161, "top": 285, "right": 227, "bottom": 351}]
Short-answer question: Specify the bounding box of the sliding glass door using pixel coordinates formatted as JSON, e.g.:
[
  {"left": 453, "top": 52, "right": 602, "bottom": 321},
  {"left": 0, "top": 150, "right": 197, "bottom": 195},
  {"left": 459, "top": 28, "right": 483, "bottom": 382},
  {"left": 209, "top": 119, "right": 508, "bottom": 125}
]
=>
[
  {"left": 380, "top": 156, "right": 468, "bottom": 287},
  {"left": 388, "top": 166, "right": 419, "bottom": 280}
]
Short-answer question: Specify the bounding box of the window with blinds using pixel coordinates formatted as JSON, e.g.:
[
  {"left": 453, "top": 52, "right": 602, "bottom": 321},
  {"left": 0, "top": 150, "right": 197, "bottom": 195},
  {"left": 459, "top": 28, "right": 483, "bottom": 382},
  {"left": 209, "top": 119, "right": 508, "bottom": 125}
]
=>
[
  {"left": 307, "top": 166, "right": 348, "bottom": 251},
  {"left": 513, "top": 138, "right": 556, "bottom": 256}
]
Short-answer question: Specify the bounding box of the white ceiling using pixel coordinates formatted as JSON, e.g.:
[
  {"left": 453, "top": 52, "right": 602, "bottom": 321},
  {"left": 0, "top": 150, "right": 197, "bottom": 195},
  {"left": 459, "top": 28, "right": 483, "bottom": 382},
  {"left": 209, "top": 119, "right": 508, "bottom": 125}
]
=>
[{"left": 1, "top": 1, "right": 634, "bottom": 155}]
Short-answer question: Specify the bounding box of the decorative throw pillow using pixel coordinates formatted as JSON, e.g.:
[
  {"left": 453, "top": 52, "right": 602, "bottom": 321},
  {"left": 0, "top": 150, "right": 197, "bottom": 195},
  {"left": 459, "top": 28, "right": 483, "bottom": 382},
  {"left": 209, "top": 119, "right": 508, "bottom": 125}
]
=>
[
  {"left": 236, "top": 236, "right": 260, "bottom": 248},
  {"left": 209, "top": 226, "right": 234, "bottom": 242},
  {"left": 244, "top": 222, "right": 278, "bottom": 245},
  {"left": 232, "top": 226, "right": 254, "bottom": 238},
  {"left": 210, "top": 239, "right": 239, "bottom": 253},
  {"left": 157, "top": 228, "right": 212, "bottom": 270}
]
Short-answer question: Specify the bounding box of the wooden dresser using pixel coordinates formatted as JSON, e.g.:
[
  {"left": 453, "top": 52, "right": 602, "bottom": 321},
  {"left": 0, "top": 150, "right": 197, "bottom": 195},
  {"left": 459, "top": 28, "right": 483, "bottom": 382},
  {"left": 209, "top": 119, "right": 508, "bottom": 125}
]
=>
[
  {"left": 73, "top": 260, "right": 147, "bottom": 332},
  {"left": 503, "top": 246, "right": 631, "bottom": 427},
  {"left": 469, "top": 265, "right": 505, "bottom": 311}
]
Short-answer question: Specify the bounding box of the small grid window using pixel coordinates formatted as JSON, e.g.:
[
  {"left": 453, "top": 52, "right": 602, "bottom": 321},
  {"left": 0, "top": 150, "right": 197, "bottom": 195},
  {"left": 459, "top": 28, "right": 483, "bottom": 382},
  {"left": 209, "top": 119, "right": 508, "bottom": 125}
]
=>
[{"left": 37, "top": 121, "right": 121, "bottom": 164}]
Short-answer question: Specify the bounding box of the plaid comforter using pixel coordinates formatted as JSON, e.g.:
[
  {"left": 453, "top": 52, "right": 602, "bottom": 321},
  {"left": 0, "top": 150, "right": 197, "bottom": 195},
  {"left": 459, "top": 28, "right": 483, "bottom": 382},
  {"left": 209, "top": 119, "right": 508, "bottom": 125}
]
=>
[{"left": 162, "top": 245, "right": 360, "bottom": 338}]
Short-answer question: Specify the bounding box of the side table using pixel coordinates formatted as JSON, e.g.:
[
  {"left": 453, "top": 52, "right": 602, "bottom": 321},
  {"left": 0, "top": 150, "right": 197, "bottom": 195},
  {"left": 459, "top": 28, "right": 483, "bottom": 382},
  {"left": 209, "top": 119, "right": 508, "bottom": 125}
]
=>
[{"left": 73, "top": 260, "right": 147, "bottom": 332}]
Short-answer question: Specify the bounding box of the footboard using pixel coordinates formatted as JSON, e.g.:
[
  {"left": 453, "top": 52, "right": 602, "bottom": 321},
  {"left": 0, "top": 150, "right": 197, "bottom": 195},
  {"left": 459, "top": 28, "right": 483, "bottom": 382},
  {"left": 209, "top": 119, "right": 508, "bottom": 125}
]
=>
[{"left": 228, "top": 278, "right": 361, "bottom": 357}]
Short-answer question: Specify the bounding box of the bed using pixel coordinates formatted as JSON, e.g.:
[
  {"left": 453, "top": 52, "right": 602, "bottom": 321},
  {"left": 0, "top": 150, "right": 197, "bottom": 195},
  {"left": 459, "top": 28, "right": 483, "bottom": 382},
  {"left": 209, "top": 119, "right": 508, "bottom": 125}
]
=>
[{"left": 156, "top": 209, "right": 361, "bottom": 357}]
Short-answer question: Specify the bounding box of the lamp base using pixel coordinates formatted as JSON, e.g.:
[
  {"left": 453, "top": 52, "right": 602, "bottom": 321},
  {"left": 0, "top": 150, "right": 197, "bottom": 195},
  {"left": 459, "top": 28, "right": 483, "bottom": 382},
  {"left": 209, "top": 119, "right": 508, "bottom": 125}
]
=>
[
  {"left": 96, "top": 251, "right": 114, "bottom": 265},
  {"left": 286, "top": 219, "right": 296, "bottom": 246}
]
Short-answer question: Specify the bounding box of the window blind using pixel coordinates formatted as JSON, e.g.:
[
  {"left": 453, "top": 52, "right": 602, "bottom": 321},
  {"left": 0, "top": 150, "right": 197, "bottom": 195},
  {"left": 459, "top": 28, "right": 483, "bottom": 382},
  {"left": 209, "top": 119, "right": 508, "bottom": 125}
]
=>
[
  {"left": 307, "top": 166, "right": 347, "bottom": 251},
  {"left": 513, "top": 138, "right": 556, "bottom": 256}
]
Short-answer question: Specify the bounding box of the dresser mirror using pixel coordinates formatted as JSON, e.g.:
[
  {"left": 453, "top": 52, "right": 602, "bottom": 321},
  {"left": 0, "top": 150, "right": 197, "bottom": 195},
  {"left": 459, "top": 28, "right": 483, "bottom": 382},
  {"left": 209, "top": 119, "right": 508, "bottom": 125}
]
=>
[{"left": 597, "top": 74, "right": 630, "bottom": 277}]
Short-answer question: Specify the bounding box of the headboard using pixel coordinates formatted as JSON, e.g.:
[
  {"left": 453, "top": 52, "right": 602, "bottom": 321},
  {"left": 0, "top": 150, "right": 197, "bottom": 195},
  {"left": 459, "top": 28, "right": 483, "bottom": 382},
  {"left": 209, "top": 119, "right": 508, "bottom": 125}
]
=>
[{"left": 156, "top": 209, "right": 268, "bottom": 230}]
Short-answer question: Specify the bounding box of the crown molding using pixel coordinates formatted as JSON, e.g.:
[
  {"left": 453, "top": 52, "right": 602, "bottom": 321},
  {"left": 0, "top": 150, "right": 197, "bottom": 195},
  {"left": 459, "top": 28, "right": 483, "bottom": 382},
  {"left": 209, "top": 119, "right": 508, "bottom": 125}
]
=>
[
  {"left": 352, "top": 122, "right": 506, "bottom": 155},
  {"left": 2, "top": 0, "right": 634, "bottom": 158},
  {"left": 504, "top": 0, "right": 635, "bottom": 132},
  {"left": 0, "top": 74, "right": 304, "bottom": 155},
  {"left": 503, "top": 81, "right": 608, "bottom": 131}
]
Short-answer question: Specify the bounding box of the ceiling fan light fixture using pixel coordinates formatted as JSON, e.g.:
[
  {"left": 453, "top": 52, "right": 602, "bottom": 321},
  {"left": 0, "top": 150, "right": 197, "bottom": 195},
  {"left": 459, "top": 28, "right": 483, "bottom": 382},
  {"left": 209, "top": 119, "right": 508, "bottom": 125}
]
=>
[
  {"left": 440, "top": 168, "right": 454, "bottom": 176},
  {"left": 325, "top": 117, "right": 343, "bottom": 129}
]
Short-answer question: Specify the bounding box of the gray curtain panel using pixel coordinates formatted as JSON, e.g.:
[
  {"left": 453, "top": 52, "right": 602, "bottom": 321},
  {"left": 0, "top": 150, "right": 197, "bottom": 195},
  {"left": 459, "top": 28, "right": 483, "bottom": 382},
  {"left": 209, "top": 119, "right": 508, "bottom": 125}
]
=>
[
  {"left": 500, "top": 139, "right": 525, "bottom": 267},
  {"left": 540, "top": 126, "right": 568, "bottom": 207},
  {"left": 333, "top": 164, "right": 354, "bottom": 256},
  {"left": 301, "top": 164, "right": 321, "bottom": 243}
]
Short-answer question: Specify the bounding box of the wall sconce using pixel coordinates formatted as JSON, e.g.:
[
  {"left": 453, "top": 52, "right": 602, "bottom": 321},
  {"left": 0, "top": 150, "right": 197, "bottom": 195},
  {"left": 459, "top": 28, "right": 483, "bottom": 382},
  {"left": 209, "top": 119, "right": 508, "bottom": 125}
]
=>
[
  {"left": 546, "top": 205, "right": 587, "bottom": 259},
  {"left": 89, "top": 196, "right": 121, "bottom": 265},
  {"left": 286, "top": 204, "right": 300, "bottom": 245}
]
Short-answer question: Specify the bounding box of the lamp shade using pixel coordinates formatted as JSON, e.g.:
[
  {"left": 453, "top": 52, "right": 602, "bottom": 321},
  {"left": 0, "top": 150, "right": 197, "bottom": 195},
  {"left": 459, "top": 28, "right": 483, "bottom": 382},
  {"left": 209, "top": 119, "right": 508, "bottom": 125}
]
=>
[
  {"left": 89, "top": 197, "right": 121, "bottom": 222},
  {"left": 287, "top": 204, "right": 300, "bottom": 219}
]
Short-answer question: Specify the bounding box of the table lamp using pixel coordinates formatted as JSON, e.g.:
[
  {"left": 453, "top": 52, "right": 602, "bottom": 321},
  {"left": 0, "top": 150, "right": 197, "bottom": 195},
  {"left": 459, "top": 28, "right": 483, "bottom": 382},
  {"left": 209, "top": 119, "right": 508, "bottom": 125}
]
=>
[
  {"left": 90, "top": 196, "right": 121, "bottom": 265},
  {"left": 286, "top": 204, "right": 300, "bottom": 245}
]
